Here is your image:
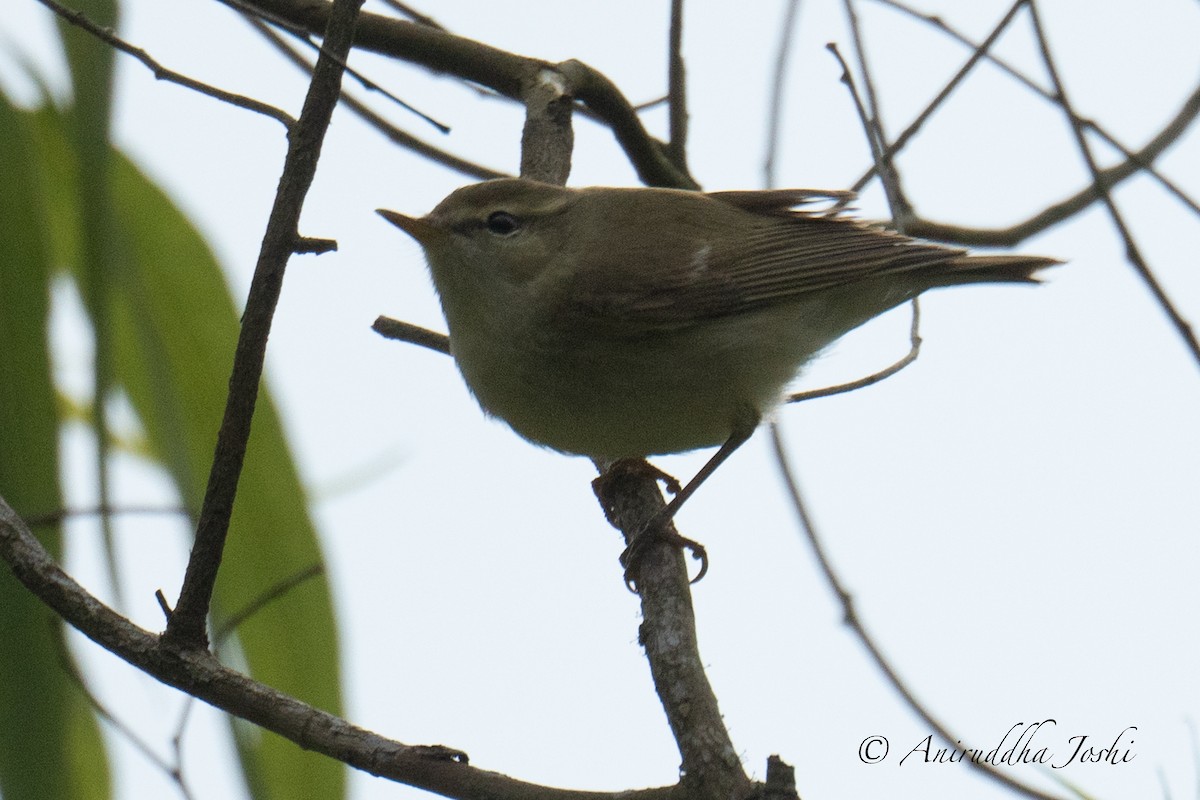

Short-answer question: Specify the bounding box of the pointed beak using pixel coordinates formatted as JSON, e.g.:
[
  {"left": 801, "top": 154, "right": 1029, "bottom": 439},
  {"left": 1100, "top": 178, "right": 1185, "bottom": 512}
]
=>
[{"left": 377, "top": 209, "right": 444, "bottom": 246}]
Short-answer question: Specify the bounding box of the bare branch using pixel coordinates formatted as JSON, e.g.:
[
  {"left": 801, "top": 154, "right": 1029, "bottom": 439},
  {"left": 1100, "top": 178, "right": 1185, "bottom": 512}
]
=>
[
  {"left": 164, "top": 0, "right": 364, "bottom": 650},
  {"left": 36, "top": 0, "right": 294, "bottom": 128},
  {"left": 239, "top": 0, "right": 698, "bottom": 188},
  {"left": 213, "top": 563, "right": 324, "bottom": 646},
  {"left": 666, "top": 0, "right": 689, "bottom": 172},
  {"left": 590, "top": 471, "right": 751, "bottom": 800},
  {"left": 763, "top": 0, "right": 802, "bottom": 188},
  {"left": 787, "top": 299, "right": 921, "bottom": 404},
  {"left": 847, "top": 0, "right": 1025, "bottom": 197},
  {"left": 867, "top": 0, "right": 1200, "bottom": 217},
  {"left": 767, "top": 425, "right": 1068, "bottom": 800},
  {"left": 2, "top": 495, "right": 689, "bottom": 800},
  {"left": 1026, "top": 2, "right": 1200, "bottom": 370},
  {"left": 244, "top": 15, "right": 506, "bottom": 180},
  {"left": 371, "top": 316, "right": 451, "bottom": 356},
  {"left": 840, "top": 0, "right": 911, "bottom": 218}
]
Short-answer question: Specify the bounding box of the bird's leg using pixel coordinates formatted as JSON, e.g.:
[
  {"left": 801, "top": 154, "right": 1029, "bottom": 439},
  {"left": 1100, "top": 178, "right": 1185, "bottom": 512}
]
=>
[{"left": 616, "top": 415, "right": 758, "bottom": 589}]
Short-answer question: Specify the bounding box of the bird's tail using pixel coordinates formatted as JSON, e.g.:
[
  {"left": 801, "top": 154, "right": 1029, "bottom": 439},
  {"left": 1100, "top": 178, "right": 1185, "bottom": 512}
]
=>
[{"left": 931, "top": 253, "right": 1063, "bottom": 287}]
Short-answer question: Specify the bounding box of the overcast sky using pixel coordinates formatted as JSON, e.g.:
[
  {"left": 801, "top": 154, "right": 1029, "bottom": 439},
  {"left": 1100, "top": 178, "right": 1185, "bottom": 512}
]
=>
[{"left": 4, "top": 1, "right": 1200, "bottom": 799}]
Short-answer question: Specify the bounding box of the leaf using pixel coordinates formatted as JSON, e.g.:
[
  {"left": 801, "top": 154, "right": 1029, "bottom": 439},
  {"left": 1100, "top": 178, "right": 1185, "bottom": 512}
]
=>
[
  {"left": 23, "top": 98, "right": 346, "bottom": 800},
  {"left": 0, "top": 90, "right": 110, "bottom": 800},
  {"left": 105, "top": 134, "right": 347, "bottom": 800}
]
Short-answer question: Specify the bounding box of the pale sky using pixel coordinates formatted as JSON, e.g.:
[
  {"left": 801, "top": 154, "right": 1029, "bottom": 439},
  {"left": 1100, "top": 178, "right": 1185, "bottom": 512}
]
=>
[{"left": 3, "top": 1, "right": 1200, "bottom": 799}]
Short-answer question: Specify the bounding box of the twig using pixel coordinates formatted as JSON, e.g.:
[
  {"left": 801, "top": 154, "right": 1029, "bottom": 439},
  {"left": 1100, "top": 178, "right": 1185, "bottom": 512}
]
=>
[
  {"left": 767, "top": 424, "right": 1066, "bottom": 800},
  {"left": 223, "top": 0, "right": 448, "bottom": 133},
  {"left": 1027, "top": 0, "right": 1200, "bottom": 371},
  {"left": 847, "top": 0, "right": 1025, "bottom": 199},
  {"left": 241, "top": 0, "right": 698, "bottom": 188},
  {"left": 590, "top": 470, "right": 750, "bottom": 800},
  {"left": 840, "top": 0, "right": 910, "bottom": 218},
  {"left": 763, "top": 0, "right": 802, "bottom": 189},
  {"left": 55, "top": 638, "right": 196, "bottom": 800},
  {"left": 36, "top": 0, "right": 294, "bottom": 128},
  {"left": 666, "top": 0, "right": 689, "bottom": 172},
  {"left": 520, "top": 67, "right": 574, "bottom": 185},
  {"left": 245, "top": 15, "right": 505, "bottom": 180},
  {"left": 213, "top": 563, "right": 324, "bottom": 645},
  {"left": 371, "top": 316, "right": 451, "bottom": 356},
  {"left": 866, "top": 0, "right": 1200, "bottom": 217},
  {"left": 826, "top": 42, "right": 906, "bottom": 223},
  {"left": 164, "top": 0, "right": 364, "bottom": 650},
  {"left": 23, "top": 504, "right": 191, "bottom": 528},
  {"left": 4, "top": 495, "right": 700, "bottom": 797},
  {"left": 787, "top": 299, "right": 921, "bottom": 403}
]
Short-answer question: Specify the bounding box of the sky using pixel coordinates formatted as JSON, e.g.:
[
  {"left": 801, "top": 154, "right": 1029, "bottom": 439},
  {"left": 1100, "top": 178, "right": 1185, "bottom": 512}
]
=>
[{"left": 3, "top": 1, "right": 1200, "bottom": 799}]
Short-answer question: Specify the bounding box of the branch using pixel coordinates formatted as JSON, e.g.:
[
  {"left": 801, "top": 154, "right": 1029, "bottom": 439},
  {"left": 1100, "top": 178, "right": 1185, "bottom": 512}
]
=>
[
  {"left": 590, "top": 471, "right": 750, "bottom": 800},
  {"left": 763, "top": 0, "right": 802, "bottom": 188},
  {"left": 37, "top": 0, "right": 294, "bottom": 128},
  {"left": 866, "top": 0, "right": 1200, "bottom": 218},
  {"left": 666, "top": 0, "right": 689, "bottom": 172},
  {"left": 244, "top": 15, "right": 506, "bottom": 180},
  {"left": 1026, "top": 2, "right": 1200, "bottom": 370},
  {"left": 164, "top": 0, "right": 363, "bottom": 649},
  {"left": 237, "top": 0, "right": 699, "bottom": 188},
  {"left": 786, "top": 299, "right": 921, "bottom": 404},
  {"left": 372, "top": 316, "right": 451, "bottom": 356},
  {"left": 1, "top": 495, "right": 685, "bottom": 800},
  {"left": 902, "top": 77, "right": 1200, "bottom": 246},
  {"left": 767, "top": 426, "right": 1067, "bottom": 800}
]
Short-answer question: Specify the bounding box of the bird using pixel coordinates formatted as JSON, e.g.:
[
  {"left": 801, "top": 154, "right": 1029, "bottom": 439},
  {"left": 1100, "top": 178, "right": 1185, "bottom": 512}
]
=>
[{"left": 380, "top": 178, "right": 1059, "bottom": 581}]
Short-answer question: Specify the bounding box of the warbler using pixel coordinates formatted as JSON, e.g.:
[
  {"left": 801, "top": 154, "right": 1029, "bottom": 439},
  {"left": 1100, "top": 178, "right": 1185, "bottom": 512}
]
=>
[{"left": 380, "top": 178, "right": 1058, "bottom": 576}]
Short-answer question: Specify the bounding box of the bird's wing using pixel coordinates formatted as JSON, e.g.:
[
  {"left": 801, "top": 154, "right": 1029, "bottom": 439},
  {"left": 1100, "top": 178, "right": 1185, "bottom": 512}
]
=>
[{"left": 561, "top": 193, "right": 986, "bottom": 336}]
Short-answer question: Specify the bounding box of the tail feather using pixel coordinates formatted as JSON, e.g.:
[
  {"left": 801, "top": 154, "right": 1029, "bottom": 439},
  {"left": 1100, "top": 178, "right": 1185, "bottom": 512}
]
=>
[{"left": 930, "top": 254, "right": 1063, "bottom": 287}]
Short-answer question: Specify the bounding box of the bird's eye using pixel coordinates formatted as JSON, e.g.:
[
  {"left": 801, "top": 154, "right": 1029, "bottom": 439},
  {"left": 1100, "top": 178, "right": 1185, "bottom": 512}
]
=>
[{"left": 486, "top": 211, "right": 520, "bottom": 236}]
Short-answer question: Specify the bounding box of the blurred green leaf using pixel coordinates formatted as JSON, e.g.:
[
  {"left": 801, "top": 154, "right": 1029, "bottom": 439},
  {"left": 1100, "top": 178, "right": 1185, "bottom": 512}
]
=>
[
  {"left": 3, "top": 14, "right": 346, "bottom": 793},
  {"left": 0, "top": 91, "right": 110, "bottom": 800},
  {"left": 107, "top": 143, "right": 347, "bottom": 800}
]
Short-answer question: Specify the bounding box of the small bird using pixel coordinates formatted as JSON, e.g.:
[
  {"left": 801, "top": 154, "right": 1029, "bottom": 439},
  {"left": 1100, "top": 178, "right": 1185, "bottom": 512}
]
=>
[{"left": 380, "top": 178, "right": 1058, "bottom": 577}]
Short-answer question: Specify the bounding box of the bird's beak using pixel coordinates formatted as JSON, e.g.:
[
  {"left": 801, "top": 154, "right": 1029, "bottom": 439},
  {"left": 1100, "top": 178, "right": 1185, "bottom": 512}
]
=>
[{"left": 377, "top": 209, "right": 445, "bottom": 246}]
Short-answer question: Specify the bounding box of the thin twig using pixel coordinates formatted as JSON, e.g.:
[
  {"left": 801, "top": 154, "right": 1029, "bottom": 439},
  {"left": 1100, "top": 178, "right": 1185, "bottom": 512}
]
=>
[
  {"left": 787, "top": 299, "right": 921, "bottom": 403},
  {"left": 866, "top": 0, "right": 1200, "bottom": 217},
  {"left": 1027, "top": 0, "right": 1200, "bottom": 371},
  {"left": 36, "top": 0, "right": 294, "bottom": 128},
  {"left": 55, "top": 635, "right": 196, "bottom": 800},
  {"left": 241, "top": 0, "right": 698, "bottom": 188},
  {"left": 6, "top": 497, "right": 704, "bottom": 796},
  {"left": 164, "top": 0, "right": 365, "bottom": 650},
  {"left": 371, "top": 316, "right": 451, "bottom": 355},
  {"left": 847, "top": 0, "right": 1025, "bottom": 199},
  {"left": 246, "top": 15, "right": 505, "bottom": 180},
  {"left": 224, "top": 0, "right": 448, "bottom": 132},
  {"left": 213, "top": 564, "right": 324, "bottom": 645},
  {"left": 23, "top": 504, "right": 191, "bottom": 528},
  {"left": 840, "top": 0, "right": 910, "bottom": 218},
  {"left": 763, "top": 0, "right": 802, "bottom": 189},
  {"left": 826, "top": 43, "right": 906, "bottom": 224},
  {"left": 768, "top": 423, "right": 1066, "bottom": 800},
  {"left": 666, "top": 0, "right": 689, "bottom": 172}
]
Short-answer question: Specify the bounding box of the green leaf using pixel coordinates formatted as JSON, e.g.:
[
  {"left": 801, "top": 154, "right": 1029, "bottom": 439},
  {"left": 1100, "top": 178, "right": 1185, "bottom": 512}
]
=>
[
  {"left": 106, "top": 136, "right": 346, "bottom": 800},
  {"left": 23, "top": 97, "right": 346, "bottom": 800},
  {"left": 0, "top": 90, "right": 110, "bottom": 800}
]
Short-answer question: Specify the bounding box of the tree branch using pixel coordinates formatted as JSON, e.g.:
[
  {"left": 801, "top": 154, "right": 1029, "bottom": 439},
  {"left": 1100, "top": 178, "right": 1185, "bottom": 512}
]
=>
[
  {"left": 1026, "top": 1, "right": 1200, "bottom": 370},
  {"left": 37, "top": 0, "right": 294, "bottom": 128},
  {"left": 164, "top": 0, "right": 363, "bottom": 649},
  {"left": 237, "top": 0, "right": 699, "bottom": 188},
  {"left": 1, "top": 495, "right": 685, "bottom": 800}
]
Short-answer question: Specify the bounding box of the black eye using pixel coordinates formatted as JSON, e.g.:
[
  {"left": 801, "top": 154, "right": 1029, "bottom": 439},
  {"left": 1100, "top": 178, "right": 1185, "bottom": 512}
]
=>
[{"left": 486, "top": 211, "right": 520, "bottom": 236}]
